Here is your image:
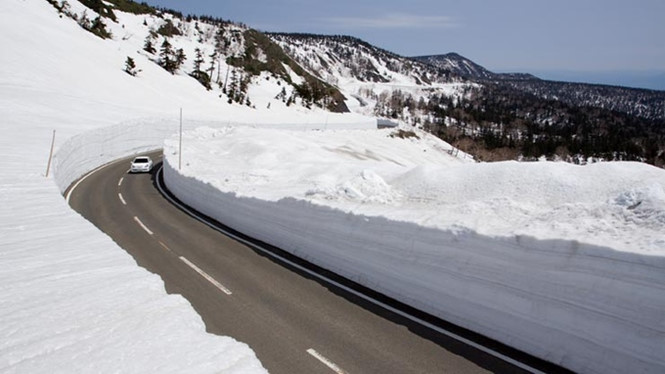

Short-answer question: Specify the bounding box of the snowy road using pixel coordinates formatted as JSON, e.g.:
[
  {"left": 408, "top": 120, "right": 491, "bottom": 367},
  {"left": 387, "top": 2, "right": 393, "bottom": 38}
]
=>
[{"left": 66, "top": 151, "right": 567, "bottom": 374}]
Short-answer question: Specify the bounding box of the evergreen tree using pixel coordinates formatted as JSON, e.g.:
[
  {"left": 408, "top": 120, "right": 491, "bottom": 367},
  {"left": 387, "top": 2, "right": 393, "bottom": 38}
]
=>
[
  {"left": 190, "top": 48, "right": 211, "bottom": 90},
  {"left": 80, "top": 0, "right": 116, "bottom": 21},
  {"left": 227, "top": 69, "right": 238, "bottom": 103},
  {"left": 193, "top": 48, "right": 204, "bottom": 72},
  {"left": 159, "top": 38, "right": 175, "bottom": 73},
  {"left": 89, "top": 16, "right": 112, "bottom": 39},
  {"left": 214, "top": 27, "right": 226, "bottom": 55},
  {"left": 77, "top": 10, "right": 111, "bottom": 39},
  {"left": 124, "top": 56, "right": 140, "bottom": 76},
  {"left": 143, "top": 35, "right": 155, "bottom": 54},
  {"left": 156, "top": 19, "right": 181, "bottom": 37},
  {"left": 175, "top": 48, "right": 187, "bottom": 70}
]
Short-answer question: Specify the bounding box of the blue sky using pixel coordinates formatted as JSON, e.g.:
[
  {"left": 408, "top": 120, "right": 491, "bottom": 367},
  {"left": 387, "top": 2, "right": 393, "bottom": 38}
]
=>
[{"left": 143, "top": 0, "right": 665, "bottom": 89}]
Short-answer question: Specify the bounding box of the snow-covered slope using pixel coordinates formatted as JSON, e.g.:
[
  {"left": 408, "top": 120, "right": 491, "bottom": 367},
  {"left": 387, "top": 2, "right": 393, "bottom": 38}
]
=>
[
  {"left": 163, "top": 126, "right": 665, "bottom": 374},
  {"left": 52, "top": 0, "right": 351, "bottom": 113},
  {"left": 269, "top": 33, "right": 471, "bottom": 117},
  {"left": 269, "top": 34, "right": 452, "bottom": 84},
  {"left": 0, "top": 0, "right": 370, "bottom": 372}
]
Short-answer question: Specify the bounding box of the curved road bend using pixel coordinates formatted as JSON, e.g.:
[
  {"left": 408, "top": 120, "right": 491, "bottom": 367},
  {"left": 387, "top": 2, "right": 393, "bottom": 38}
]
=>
[{"left": 67, "top": 151, "right": 569, "bottom": 374}]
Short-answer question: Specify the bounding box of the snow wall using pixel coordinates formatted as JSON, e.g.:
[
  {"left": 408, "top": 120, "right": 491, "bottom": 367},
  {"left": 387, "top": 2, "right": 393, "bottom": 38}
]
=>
[
  {"left": 54, "top": 118, "right": 376, "bottom": 193},
  {"left": 54, "top": 118, "right": 175, "bottom": 192},
  {"left": 163, "top": 156, "right": 665, "bottom": 374},
  {"left": 49, "top": 118, "right": 373, "bottom": 372},
  {"left": 46, "top": 118, "right": 269, "bottom": 373}
]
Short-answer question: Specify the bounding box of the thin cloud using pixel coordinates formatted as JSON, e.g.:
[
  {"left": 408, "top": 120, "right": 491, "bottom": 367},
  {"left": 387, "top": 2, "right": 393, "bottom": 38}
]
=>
[{"left": 322, "top": 13, "right": 458, "bottom": 29}]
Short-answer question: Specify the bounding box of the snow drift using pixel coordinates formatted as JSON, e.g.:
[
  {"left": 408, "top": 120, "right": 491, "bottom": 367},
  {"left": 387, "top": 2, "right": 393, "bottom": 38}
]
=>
[{"left": 163, "top": 126, "right": 665, "bottom": 374}]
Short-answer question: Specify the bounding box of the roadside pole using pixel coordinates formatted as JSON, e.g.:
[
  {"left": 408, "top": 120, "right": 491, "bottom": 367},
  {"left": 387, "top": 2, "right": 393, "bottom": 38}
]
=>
[
  {"left": 179, "top": 108, "right": 183, "bottom": 170},
  {"left": 45, "top": 129, "right": 56, "bottom": 178}
]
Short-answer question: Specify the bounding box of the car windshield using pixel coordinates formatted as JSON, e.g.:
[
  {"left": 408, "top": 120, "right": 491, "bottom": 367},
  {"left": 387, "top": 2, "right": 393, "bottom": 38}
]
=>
[{"left": 133, "top": 158, "right": 149, "bottom": 163}]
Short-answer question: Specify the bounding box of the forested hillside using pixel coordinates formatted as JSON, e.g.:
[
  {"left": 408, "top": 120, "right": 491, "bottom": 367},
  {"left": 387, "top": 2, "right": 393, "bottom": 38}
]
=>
[
  {"left": 423, "top": 83, "right": 665, "bottom": 165},
  {"left": 272, "top": 33, "right": 665, "bottom": 166}
]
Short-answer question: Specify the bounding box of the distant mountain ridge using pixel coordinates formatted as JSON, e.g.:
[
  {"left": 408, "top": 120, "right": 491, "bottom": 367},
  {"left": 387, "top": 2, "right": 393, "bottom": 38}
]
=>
[
  {"left": 412, "top": 52, "right": 664, "bottom": 120},
  {"left": 271, "top": 33, "right": 664, "bottom": 121},
  {"left": 413, "top": 53, "right": 537, "bottom": 81}
]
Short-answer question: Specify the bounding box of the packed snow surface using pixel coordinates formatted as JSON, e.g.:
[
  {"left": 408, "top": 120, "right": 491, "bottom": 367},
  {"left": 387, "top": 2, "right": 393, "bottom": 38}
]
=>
[{"left": 164, "top": 126, "right": 665, "bottom": 374}]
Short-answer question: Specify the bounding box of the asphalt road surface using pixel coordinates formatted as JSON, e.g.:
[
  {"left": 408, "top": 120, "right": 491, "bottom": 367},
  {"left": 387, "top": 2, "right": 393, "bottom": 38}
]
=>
[{"left": 67, "top": 151, "right": 569, "bottom": 374}]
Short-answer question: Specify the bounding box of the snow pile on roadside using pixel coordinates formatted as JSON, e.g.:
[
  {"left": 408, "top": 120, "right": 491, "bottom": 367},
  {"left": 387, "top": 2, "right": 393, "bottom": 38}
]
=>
[
  {"left": 167, "top": 127, "right": 665, "bottom": 254},
  {"left": 170, "top": 126, "right": 465, "bottom": 201},
  {"left": 164, "top": 126, "right": 665, "bottom": 374},
  {"left": 305, "top": 169, "right": 400, "bottom": 204},
  {"left": 390, "top": 161, "right": 665, "bottom": 253}
]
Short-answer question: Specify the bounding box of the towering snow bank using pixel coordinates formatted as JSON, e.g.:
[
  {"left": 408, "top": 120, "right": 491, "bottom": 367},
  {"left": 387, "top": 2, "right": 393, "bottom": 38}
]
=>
[{"left": 163, "top": 127, "right": 665, "bottom": 374}]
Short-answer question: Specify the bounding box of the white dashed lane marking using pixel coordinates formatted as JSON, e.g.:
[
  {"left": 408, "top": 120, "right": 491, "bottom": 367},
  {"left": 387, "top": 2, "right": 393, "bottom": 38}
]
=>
[
  {"left": 133, "top": 216, "right": 153, "bottom": 235},
  {"left": 307, "top": 349, "right": 347, "bottom": 374},
  {"left": 179, "top": 256, "right": 232, "bottom": 295},
  {"left": 158, "top": 241, "right": 173, "bottom": 253}
]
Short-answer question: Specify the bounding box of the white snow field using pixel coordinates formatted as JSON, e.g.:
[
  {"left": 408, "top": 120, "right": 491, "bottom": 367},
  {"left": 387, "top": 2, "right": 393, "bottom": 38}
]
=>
[
  {"left": 0, "top": 0, "right": 372, "bottom": 372},
  {"left": 163, "top": 126, "right": 665, "bottom": 374}
]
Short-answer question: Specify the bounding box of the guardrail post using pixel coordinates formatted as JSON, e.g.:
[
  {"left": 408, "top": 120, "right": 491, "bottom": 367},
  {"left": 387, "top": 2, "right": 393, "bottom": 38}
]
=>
[{"left": 45, "top": 129, "right": 56, "bottom": 177}]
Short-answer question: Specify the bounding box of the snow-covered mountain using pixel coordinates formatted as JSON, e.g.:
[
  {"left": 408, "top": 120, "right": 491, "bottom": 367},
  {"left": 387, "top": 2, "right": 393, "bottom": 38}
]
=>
[
  {"left": 413, "top": 53, "right": 496, "bottom": 81},
  {"left": 413, "top": 53, "right": 537, "bottom": 81},
  {"left": 268, "top": 32, "right": 664, "bottom": 164},
  {"left": 269, "top": 33, "right": 455, "bottom": 86},
  {"left": 412, "top": 53, "right": 665, "bottom": 121},
  {"left": 268, "top": 33, "right": 471, "bottom": 120}
]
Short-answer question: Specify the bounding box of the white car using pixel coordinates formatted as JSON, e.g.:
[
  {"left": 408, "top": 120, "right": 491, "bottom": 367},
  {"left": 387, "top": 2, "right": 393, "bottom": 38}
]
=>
[{"left": 129, "top": 156, "right": 153, "bottom": 173}]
